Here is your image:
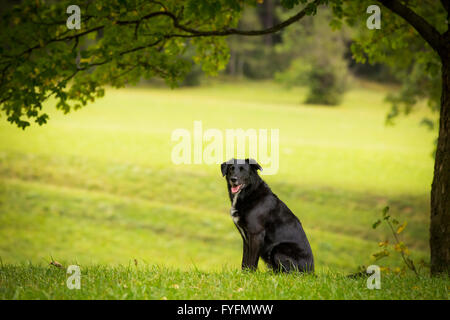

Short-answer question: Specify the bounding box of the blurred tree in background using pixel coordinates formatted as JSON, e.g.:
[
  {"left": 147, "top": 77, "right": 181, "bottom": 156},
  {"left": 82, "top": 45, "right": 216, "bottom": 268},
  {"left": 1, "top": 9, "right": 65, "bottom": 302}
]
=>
[
  {"left": 226, "top": 0, "right": 286, "bottom": 79},
  {"left": 222, "top": 2, "right": 392, "bottom": 106},
  {"left": 275, "top": 8, "right": 349, "bottom": 105}
]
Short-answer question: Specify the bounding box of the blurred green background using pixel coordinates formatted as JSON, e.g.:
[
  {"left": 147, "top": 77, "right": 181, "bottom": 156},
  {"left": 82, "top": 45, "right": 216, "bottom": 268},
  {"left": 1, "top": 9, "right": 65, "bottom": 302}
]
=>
[
  {"left": 0, "top": 79, "right": 436, "bottom": 272},
  {"left": 0, "top": 2, "right": 439, "bottom": 274}
]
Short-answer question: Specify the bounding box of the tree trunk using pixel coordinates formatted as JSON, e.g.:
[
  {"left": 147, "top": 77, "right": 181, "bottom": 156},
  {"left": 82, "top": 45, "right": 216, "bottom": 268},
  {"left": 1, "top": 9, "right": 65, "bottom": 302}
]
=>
[
  {"left": 430, "top": 53, "right": 450, "bottom": 275},
  {"left": 263, "top": 0, "right": 275, "bottom": 46},
  {"left": 257, "top": 0, "right": 275, "bottom": 46}
]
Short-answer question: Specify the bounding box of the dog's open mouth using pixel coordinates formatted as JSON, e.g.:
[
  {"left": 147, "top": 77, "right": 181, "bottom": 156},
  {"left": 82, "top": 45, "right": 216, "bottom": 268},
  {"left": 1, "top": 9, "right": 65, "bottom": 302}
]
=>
[{"left": 231, "top": 184, "right": 243, "bottom": 194}]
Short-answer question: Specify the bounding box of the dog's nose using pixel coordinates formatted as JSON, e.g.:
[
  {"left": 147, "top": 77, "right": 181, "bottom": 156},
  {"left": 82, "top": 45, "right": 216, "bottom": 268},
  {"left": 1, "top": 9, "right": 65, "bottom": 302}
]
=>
[{"left": 230, "top": 177, "right": 238, "bottom": 183}]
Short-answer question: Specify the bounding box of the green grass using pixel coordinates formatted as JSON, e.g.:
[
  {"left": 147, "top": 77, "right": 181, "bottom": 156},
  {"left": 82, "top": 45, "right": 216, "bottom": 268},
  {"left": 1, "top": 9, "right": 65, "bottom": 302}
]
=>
[
  {"left": 0, "top": 80, "right": 445, "bottom": 299},
  {"left": 0, "top": 264, "right": 448, "bottom": 299}
]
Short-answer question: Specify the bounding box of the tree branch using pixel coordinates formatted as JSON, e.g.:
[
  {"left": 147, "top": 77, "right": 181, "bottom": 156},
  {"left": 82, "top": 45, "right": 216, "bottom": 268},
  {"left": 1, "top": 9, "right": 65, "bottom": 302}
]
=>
[
  {"left": 12, "top": 1, "right": 319, "bottom": 60},
  {"left": 17, "top": 25, "right": 104, "bottom": 58},
  {"left": 377, "top": 0, "right": 442, "bottom": 52},
  {"left": 77, "top": 38, "right": 165, "bottom": 71},
  {"left": 124, "top": 1, "right": 320, "bottom": 37}
]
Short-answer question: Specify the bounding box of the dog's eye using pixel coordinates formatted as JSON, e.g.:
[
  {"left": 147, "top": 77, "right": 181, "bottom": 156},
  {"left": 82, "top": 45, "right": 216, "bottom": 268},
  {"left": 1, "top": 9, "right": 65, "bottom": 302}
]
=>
[
  {"left": 239, "top": 167, "right": 243, "bottom": 171},
  {"left": 230, "top": 166, "right": 234, "bottom": 170}
]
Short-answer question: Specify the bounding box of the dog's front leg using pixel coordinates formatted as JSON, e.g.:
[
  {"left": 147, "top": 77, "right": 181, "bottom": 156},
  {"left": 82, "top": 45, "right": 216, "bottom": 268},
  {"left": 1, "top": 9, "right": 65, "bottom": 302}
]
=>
[
  {"left": 243, "top": 231, "right": 265, "bottom": 271},
  {"left": 241, "top": 238, "right": 249, "bottom": 270}
]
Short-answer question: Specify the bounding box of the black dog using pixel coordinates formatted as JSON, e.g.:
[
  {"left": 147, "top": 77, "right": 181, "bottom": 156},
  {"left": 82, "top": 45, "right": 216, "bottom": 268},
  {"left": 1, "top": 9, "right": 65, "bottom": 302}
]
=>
[{"left": 221, "top": 158, "right": 314, "bottom": 272}]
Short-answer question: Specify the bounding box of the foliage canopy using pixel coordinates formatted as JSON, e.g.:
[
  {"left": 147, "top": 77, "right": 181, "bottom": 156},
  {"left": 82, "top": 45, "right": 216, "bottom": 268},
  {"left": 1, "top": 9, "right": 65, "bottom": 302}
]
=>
[
  {"left": 0, "top": 0, "right": 325, "bottom": 128},
  {"left": 0, "top": 0, "right": 447, "bottom": 128}
]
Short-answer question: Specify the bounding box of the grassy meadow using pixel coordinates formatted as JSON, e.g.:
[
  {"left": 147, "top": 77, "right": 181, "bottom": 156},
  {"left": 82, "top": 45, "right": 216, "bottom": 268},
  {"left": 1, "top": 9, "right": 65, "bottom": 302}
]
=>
[{"left": 0, "top": 80, "right": 448, "bottom": 299}]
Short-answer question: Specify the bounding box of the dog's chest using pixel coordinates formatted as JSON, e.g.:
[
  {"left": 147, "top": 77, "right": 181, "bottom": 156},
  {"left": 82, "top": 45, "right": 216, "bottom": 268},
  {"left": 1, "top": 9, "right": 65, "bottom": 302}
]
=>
[
  {"left": 230, "top": 192, "right": 242, "bottom": 223},
  {"left": 230, "top": 204, "right": 248, "bottom": 243}
]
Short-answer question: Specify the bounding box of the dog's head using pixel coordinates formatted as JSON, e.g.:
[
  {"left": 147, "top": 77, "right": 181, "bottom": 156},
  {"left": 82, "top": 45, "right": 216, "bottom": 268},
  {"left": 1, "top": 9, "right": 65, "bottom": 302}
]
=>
[{"left": 221, "top": 158, "right": 262, "bottom": 194}]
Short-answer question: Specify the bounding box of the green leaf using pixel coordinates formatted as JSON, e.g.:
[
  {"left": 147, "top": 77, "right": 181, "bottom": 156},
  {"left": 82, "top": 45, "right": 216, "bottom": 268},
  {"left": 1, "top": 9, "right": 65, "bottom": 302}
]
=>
[
  {"left": 396, "top": 222, "right": 407, "bottom": 234},
  {"left": 372, "top": 219, "right": 381, "bottom": 229},
  {"left": 372, "top": 249, "right": 390, "bottom": 261}
]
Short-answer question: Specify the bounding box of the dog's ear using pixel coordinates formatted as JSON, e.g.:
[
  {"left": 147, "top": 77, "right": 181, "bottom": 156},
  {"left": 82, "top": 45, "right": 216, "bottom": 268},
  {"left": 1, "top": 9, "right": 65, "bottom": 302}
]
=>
[
  {"left": 246, "top": 158, "right": 263, "bottom": 172},
  {"left": 222, "top": 158, "right": 238, "bottom": 176},
  {"left": 221, "top": 161, "right": 228, "bottom": 177}
]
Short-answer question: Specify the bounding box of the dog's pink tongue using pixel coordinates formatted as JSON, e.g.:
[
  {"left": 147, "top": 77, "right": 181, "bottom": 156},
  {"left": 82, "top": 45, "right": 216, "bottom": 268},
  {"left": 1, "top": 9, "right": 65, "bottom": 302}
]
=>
[{"left": 231, "top": 185, "right": 240, "bottom": 193}]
